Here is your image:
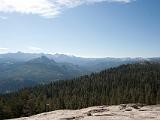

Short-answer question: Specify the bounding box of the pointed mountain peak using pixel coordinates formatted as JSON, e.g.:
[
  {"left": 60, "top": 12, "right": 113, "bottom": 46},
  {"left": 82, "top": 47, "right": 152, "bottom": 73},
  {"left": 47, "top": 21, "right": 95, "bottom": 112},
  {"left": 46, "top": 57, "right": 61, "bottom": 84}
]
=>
[{"left": 28, "top": 56, "right": 56, "bottom": 64}]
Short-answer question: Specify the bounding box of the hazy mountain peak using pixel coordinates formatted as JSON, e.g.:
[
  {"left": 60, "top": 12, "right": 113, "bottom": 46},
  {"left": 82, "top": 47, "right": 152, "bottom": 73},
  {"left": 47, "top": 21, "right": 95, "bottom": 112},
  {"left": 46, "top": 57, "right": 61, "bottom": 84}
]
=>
[
  {"left": 54, "top": 53, "right": 76, "bottom": 58},
  {"left": 27, "top": 56, "right": 56, "bottom": 64}
]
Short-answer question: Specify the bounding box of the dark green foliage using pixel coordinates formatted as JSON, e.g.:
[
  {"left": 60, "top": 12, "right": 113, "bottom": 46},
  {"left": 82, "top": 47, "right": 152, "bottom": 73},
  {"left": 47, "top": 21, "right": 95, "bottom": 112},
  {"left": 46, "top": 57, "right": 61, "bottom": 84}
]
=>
[{"left": 0, "top": 62, "right": 160, "bottom": 119}]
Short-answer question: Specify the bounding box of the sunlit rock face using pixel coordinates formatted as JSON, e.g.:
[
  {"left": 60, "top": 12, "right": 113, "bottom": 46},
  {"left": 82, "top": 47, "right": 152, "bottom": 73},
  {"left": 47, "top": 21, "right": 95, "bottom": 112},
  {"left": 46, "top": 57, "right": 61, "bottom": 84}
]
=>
[{"left": 11, "top": 104, "right": 160, "bottom": 120}]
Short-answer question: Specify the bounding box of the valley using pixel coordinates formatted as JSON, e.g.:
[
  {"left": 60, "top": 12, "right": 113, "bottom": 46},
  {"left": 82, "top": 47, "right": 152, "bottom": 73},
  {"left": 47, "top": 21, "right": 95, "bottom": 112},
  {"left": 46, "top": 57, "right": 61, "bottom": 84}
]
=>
[
  {"left": 0, "top": 52, "right": 159, "bottom": 93},
  {"left": 0, "top": 62, "right": 160, "bottom": 119}
]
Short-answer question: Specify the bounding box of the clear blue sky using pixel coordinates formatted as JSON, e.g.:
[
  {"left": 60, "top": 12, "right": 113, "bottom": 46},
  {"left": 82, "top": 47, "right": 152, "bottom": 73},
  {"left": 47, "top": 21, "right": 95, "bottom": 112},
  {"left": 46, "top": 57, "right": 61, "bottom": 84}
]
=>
[{"left": 0, "top": 0, "right": 159, "bottom": 58}]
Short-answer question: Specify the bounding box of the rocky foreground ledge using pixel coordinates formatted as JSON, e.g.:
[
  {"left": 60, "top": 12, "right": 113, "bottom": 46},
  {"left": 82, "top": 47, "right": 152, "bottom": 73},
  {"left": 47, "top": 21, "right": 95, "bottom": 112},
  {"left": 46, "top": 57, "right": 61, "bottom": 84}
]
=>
[{"left": 10, "top": 104, "right": 160, "bottom": 120}]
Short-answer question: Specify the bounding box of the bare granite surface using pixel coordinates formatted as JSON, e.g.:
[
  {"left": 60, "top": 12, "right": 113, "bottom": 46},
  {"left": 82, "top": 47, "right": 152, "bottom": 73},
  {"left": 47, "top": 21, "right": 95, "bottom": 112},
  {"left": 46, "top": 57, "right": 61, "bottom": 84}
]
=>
[{"left": 10, "top": 104, "right": 160, "bottom": 120}]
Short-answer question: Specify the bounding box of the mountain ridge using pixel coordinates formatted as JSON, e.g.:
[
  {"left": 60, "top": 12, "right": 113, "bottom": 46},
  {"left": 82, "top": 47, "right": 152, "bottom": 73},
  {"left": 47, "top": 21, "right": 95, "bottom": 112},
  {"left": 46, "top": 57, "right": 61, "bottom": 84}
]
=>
[
  {"left": 0, "top": 52, "right": 160, "bottom": 93},
  {"left": 0, "top": 62, "right": 160, "bottom": 119},
  {"left": 1, "top": 52, "right": 159, "bottom": 63},
  {"left": 0, "top": 56, "right": 86, "bottom": 93}
]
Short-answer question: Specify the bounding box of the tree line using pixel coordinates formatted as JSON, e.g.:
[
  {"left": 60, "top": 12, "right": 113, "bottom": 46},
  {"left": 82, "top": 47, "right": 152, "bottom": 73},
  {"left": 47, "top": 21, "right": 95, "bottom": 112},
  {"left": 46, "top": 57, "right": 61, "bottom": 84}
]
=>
[{"left": 0, "top": 62, "right": 160, "bottom": 119}]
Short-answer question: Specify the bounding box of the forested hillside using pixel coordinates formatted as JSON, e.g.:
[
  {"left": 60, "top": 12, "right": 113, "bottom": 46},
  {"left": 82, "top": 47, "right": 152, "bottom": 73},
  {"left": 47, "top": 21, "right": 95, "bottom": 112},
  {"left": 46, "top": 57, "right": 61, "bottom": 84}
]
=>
[
  {"left": 1, "top": 52, "right": 160, "bottom": 94},
  {"left": 0, "top": 62, "right": 160, "bottom": 119}
]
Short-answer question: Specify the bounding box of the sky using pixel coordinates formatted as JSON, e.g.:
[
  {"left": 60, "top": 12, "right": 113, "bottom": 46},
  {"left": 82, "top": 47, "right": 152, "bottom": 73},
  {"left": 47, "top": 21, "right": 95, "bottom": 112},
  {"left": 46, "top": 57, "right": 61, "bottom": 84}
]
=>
[{"left": 0, "top": 0, "right": 160, "bottom": 58}]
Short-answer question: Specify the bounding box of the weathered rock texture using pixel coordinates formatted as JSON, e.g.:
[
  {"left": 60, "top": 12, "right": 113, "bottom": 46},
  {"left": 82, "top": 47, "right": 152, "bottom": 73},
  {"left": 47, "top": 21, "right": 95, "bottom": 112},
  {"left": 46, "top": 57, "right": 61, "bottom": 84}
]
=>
[{"left": 10, "top": 104, "right": 160, "bottom": 120}]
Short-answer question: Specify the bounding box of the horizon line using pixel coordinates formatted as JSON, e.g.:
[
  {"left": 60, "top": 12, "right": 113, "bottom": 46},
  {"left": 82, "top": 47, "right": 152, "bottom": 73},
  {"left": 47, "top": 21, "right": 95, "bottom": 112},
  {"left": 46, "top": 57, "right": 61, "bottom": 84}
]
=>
[{"left": 0, "top": 51, "right": 159, "bottom": 59}]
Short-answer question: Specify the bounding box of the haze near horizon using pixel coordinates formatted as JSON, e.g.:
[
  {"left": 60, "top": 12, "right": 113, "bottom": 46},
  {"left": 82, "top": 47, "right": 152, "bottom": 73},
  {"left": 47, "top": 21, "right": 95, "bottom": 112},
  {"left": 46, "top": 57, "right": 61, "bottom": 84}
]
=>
[{"left": 0, "top": 0, "right": 160, "bottom": 58}]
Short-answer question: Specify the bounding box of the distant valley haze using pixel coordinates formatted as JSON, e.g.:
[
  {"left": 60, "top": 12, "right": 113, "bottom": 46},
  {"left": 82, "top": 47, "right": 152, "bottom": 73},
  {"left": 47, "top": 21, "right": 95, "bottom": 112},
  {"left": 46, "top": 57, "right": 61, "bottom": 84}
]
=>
[
  {"left": 0, "top": 0, "right": 160, "bottom": 120},
  {"left": 0, "top": 52, "right": 159, "bottom": 93}
]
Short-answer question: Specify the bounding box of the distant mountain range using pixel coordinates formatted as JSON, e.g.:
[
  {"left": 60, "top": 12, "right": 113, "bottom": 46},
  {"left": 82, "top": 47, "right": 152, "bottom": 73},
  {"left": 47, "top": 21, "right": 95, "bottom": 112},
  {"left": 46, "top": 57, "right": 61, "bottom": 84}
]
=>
[
  {"left": 1, "top": 52, "right": 159, "bottom": 71},
  {"left": 0, "top": 52, "right": 160, "bottom": 93},
  {"left": 0, "top": 56, "right": 86, "bottom": 93},
  {"left": 1, "top": 62, "right": 160, "bottom": 119}
]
